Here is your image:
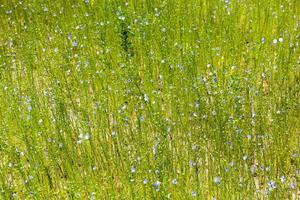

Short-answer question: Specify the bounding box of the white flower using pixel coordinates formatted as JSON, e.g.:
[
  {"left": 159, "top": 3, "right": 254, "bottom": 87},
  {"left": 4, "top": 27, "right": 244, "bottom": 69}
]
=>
[
  {"left": 84, "top": 134, "right": 90, "bottom": 140},
  {"left": 118, "top": 16, "right": 125, "bottom": 21},
  {"left": 72, "top": 41, "right": 78, "bottom": 47},
  {"left": 191, "top": 191, "right": 197, "bottom": 197},
  {"left": 153, "top": 181, "right": 161, "bottom": 191},
  {"left": 131, "top": 167, "right": 136, "bottom": 173},
  {"left": 112, "top": 131, "right": 117, "bottom": 137},
  {"left": 171, "top": 178, "right": 177, "bottom": 185},
  {"left": 290, "top": 182, "right": 296, "bottom": 189},
  {"left": 267, "top": 180, "right": 276, "bottom": 191},
  {"left": 144, "top": 94, "right": 149, "bottom": 102},
  {"left": 280, "top": 176, "right": 285, "bottom": 182},
  {"left": 214, "top": 176, "right": 221, "bottom": 185}
]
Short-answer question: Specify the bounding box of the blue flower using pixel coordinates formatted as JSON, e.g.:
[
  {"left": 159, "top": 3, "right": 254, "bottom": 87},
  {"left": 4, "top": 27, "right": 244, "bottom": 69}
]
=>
[
  {"left": 267, "top": 180, "right": 276, "bottom": 191},
  {"left": 191, "top": 191, "right": 197, "bottom": 197},
  {"left": 153, "top": 181, "right": 161, "bottom": 191}
]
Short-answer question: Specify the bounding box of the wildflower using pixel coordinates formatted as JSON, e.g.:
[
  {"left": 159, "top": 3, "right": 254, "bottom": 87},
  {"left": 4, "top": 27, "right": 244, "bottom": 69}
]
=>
[
  {"left": 72, "top": 41, "right": 78, "bottom": 47},
  {"left": 139, "top": 115, "right": 144, "bottom": 121},
  {"left": 273, "top": 39, "right": 278, "bottom": 44},
  {"left": 280, "top": 175, "right": 285, "bottom": 182},
  {"left": 261, "top": 37, "right": 265, "bottom": 44},
  {"left": 171, "top": 178, "right": 177, "bottom": 185},
  {"left": 278, "top": 37, "right": 283, "bottom": 42},
  {"left": 143, "top": 179, "right": 148, "bottom": 185},
  {"left": 153, "top": 181, "right": 161, "bottom": 191},
  {"left": 111, "top": 131, "right": 117, "bottom": 137},
  {"left": 191, "top": 144, "right": 198, "bottom": 151},
  {"left": 77, "top": 140, "right": 82, "bottom": 144},
  {"left": 144, "top": 94, "right": 149, "bottom": 102},
  {"left": 267, "top": 180, "right": 276, "bottom": 191},
  {"left": 212, "top": 111, "right": 217, "bottom": 116},
  {"left": 28, "top": 175, "right": 33, "bottom": 180},
  {"left": 12, "top": 192, "right": 17, "bottom": 198},
  {"left": 290, "top": 182, "right": 296, "bottom": 189},
  {"left": 118, "top": 16, "right": 125, "bottom": 21},
  {"left": 191, "top": 191, "right": 197, "bottom": 197},
  {"left": 90, "top": 192, "right": 95, "bottom": 200},
  {"left": 131, "top": 167, "right": 136, "bottom": 174},
  {"left": 214, "top": 176, "right": 221, "bottom": 185},
  {"left": 84, "top": 134, "right": 90, "bottom": 140}
]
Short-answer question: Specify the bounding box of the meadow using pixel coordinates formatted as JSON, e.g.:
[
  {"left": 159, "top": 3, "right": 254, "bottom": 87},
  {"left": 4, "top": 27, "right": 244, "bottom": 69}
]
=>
[{"left": 0, "top": 0, "right": 299, "bottom": 199}]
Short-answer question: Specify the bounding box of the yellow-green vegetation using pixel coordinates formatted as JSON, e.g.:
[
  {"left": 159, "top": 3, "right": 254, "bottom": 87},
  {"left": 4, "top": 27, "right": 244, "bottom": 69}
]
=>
[{"left": 0, "top": 0, "right": 299, "bottom": 199}]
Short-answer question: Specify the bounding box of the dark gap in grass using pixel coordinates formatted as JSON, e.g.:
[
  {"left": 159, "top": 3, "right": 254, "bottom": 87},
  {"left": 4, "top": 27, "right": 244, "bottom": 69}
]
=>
[{"left": 120, "top": 21, "right": 134, "bottom": 58}]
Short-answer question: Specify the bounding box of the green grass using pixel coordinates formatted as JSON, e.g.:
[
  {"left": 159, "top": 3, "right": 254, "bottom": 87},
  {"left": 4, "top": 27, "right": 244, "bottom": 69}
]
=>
[{"left": 0, "top": 0, "right": 299, "bottom": 199}]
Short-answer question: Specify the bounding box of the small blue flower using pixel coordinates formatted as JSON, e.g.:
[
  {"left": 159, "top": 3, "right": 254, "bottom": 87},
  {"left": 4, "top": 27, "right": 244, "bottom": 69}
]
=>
[
  {"left": 267, "top": 180, "right": 276, "bottom": 191},
  {"left": 171, "top": 178, "right": 177, "bottom": 185},
  {"left": 191, "top": 191, "right": 197, "bottom": 197},
  {"left": 290, "top": 182, "right": 296, "bottom": 189},
  {"left": 153, "top": 181, "right": 161, "bottom": 191},
  {"left": 131, "top": 167, "right": 136, "bottom": 174}
]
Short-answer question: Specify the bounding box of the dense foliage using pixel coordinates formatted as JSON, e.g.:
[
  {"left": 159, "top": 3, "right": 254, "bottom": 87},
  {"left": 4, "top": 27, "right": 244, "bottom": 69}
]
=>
[{"left": 0, "top": 0, "right": 299, "bottom": 199}]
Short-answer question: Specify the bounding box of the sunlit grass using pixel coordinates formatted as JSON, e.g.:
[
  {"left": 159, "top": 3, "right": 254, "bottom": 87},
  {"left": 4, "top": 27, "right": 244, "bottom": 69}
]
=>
[{"left": 0, "top": 0, "right": 299, "bottom": 199}]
